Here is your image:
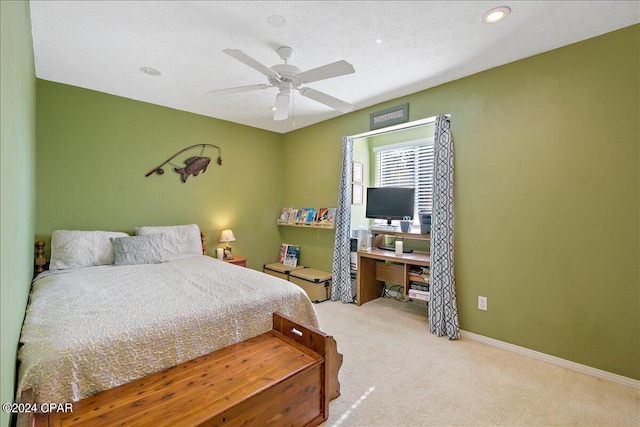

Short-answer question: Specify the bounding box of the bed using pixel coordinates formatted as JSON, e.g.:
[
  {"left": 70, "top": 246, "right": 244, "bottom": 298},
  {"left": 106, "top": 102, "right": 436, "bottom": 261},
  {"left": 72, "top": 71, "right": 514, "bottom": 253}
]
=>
[{"left": 16, "top": 225, "right": 341, "bottom": 426}]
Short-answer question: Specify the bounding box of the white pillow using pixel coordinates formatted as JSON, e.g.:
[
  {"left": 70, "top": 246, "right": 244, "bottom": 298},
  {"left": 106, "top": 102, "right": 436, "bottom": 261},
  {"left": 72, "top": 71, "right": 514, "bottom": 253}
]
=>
[
  {"left": 50, "top": 230, "right": 129, "bottom": 270},
  {"left": 136, "top": 224, "right": 202, "bottom": 259},
  {"left": 111, "top": 234, "right": 170, "bottom": 266}
]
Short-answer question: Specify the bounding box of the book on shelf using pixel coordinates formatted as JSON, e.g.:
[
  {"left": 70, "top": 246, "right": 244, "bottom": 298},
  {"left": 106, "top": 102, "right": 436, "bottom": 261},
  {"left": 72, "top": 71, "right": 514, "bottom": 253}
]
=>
[
  {"left": 409, "top": 266, "right": 430, "bottom": 281},
  {"left": 296, "top": 208, "right": 316, "bottom": 225},
  {"left": 408, "top": 288, "right": 430, "bottom": 301},
  {"left": 278, "top": 206, "right": 292, "bottom": 223},
  {"left": 409, "top": 282, "right": 430, "bottom": 292},
  {"left": 314, "top": 207, "right": 336, "bottom": 228},
  {"left": 277, "top": 206, "right": 299, "bottom": 225},
  {"left": 286, "top": 208, "right": 298, "bottom": 224}
]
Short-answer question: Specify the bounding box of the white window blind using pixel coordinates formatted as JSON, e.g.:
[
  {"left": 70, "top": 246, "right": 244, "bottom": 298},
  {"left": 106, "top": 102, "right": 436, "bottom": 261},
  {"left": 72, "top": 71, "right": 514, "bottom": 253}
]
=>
[{"left": 374, "top": 139, "right": 434, "bottom": 222}]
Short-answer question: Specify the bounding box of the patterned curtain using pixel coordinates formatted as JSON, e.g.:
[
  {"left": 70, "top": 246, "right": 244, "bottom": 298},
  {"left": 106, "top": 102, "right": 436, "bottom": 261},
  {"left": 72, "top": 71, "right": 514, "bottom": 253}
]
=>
[
  {"left": 429, "top": 115, "right": 461, "bottom": 339},
  {"left": 331, "top": 136, "right": 354, "bottom": 302}
]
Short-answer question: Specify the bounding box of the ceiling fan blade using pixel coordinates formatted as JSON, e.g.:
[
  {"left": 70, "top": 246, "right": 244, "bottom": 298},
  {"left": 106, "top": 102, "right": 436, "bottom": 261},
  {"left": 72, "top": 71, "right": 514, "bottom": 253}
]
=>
[
  {"left": 299, "top": 87, "right": 354, "bottom": 113},
  {"left": 297, "top": 60, "right": 355, "bottom": 84},
  {"left": 206, "top": 84, "right": 270, "bottom": 94},
  {"left": 223, "top": 49, "right": 280, "bottom": 78},
  {"left": 273, "top": 93, "right": 290, "bottom": 120}
]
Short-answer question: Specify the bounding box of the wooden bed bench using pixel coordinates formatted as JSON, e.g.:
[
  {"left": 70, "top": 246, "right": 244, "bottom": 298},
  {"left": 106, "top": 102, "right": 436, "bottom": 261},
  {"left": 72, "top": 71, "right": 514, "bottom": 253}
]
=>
[{"left": 18, "top": 313, "right": 342, "bottom": 427}]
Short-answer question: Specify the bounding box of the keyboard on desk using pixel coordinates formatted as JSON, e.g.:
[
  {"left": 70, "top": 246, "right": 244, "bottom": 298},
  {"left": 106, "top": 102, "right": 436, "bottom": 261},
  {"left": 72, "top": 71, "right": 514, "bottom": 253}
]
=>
[
  {"left": 377, "top": 245, "right": 414, "bottom": 253},
  {"left": 369, "top": 225, "right": 398, "bottom": 232}
]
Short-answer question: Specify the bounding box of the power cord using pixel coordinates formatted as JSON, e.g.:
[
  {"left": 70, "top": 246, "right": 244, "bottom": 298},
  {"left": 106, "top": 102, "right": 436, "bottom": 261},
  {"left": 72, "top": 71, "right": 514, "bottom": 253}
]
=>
[{"left": 382, "top": 284, "right": 409, "bottom": 302}]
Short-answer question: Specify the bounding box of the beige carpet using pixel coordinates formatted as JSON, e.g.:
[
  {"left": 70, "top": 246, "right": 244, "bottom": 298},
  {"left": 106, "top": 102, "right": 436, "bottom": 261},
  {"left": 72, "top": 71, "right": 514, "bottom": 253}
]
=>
[{"left": 314, "top": 298, "right": 640, "bottom": 427}]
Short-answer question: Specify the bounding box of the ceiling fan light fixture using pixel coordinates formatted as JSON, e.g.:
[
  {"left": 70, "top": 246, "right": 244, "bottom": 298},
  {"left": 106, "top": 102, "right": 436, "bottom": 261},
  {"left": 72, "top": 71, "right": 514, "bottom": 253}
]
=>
[
  {"left": 273, "top": 92, "right": 290, "bottom": 121},
  {"left": 482, "top": 6, "right": 511, "bottom": 24}
]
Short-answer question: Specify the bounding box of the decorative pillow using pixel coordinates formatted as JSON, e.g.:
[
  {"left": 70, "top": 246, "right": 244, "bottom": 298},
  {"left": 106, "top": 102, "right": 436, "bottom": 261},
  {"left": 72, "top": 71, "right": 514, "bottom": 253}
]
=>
[
  {"left": 136, "top": 224, "right": 202, "bottom": 259},
  {"left": 50, "top": 230, "right": 129, "bottom": 270},
  {"left": 111, "top": 234, "right": 170, "bottom": 266}
]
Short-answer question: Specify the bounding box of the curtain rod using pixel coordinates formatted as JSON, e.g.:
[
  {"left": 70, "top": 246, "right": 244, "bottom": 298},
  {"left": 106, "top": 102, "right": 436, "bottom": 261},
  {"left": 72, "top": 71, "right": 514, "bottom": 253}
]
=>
[{"left": 350, "top": 114, "right": 450, "bottom": 139}]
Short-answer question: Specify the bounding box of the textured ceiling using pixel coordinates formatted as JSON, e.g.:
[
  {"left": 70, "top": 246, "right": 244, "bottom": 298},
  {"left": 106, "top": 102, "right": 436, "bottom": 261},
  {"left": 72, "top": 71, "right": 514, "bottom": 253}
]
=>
[{"left": 29, "top": 1, "right": 639, "bottom": 134}]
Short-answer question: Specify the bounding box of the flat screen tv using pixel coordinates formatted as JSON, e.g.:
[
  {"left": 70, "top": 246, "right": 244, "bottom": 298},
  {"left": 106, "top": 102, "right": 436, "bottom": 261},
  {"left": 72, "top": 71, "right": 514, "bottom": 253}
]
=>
[{"left": 365, "top": 187, "right": 415, "bottom": 225}]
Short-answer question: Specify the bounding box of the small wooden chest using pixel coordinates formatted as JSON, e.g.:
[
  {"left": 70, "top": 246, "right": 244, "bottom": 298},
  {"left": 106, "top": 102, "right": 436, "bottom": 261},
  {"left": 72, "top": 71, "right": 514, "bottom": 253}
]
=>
[
  {"left": 20, "top": 314, "right": 342, "bottom": 427},
  {"left": 289, "top": 268, "right": 332, "bottom": 303},
  {"left": 263, "top": 262, "right": 306, "bottom": 281}
]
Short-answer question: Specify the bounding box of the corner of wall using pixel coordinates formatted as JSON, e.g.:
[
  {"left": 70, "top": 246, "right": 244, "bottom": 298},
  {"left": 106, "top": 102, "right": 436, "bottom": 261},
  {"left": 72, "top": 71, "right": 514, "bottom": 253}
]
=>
[{"left": 0, "top": 1, "right": 37, "bottom": 426}]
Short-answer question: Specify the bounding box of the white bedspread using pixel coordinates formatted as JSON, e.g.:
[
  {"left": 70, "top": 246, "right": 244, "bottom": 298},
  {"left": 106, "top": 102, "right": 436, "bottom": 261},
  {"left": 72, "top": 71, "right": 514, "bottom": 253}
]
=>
[{"left": 16, "top": 256, "right": 319, "bottom": 404}]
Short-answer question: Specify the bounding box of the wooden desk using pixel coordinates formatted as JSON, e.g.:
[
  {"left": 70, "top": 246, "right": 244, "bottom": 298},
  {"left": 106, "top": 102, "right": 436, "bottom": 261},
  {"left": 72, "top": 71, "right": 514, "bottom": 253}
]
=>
[{"left": 356, "top": 249, "right": 430, "bottom": 305}]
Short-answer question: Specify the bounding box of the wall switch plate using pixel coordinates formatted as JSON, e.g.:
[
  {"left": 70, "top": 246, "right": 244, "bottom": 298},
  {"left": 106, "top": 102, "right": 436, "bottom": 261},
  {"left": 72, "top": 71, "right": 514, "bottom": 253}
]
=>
[{"left": 478, "top": 296, "right": 488, "bottom": 311}]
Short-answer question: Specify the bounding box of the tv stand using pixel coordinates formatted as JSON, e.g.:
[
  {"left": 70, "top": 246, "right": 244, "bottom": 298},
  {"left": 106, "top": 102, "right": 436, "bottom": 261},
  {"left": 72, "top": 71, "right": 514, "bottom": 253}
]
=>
[{"left": 356, "top": 230, "right": 430, "bottom": 305}]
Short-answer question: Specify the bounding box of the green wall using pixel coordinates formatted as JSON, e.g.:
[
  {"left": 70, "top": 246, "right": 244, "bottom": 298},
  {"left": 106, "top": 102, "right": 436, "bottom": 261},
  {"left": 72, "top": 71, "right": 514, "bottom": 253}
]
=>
[
  {"left": 0, "top": 1, "right": 37, "bottom": 426},
  {"left": 36, "top": 80, "right": 285, "bottom": 270},
  {"left": 282, "top": 25, "right": 639, "bottom": 379}
]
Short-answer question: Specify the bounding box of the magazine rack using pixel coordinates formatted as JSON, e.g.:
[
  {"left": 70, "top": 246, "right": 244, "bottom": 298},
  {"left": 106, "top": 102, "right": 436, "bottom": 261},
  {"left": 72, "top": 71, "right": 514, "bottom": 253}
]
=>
[{"left": 277, "top": 207, "right": 336, "bottom": 229}]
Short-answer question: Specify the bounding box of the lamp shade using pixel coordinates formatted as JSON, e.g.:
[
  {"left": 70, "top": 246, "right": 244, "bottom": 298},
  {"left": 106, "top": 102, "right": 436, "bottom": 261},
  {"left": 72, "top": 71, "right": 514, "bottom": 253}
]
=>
[{"left": 219, "top": 229, "right": 236, "bottom": 243}]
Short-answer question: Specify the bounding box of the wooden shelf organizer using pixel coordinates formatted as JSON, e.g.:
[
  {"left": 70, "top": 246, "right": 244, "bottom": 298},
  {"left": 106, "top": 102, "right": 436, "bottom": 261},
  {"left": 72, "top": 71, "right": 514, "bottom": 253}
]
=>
[{"left": 277, "top": 220, "right": 335, "bottom": 229}]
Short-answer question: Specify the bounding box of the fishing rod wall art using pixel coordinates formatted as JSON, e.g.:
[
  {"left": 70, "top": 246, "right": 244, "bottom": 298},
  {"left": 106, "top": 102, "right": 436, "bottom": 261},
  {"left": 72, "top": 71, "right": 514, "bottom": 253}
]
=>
[{"left": 145, "top": 144, "right": 222, "bottom": 183}]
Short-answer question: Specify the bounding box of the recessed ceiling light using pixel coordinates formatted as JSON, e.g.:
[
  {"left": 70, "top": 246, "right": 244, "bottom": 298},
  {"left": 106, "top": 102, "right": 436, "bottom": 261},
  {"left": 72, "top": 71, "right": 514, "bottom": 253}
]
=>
[
  {"left": 267, "top": 15, "right": 286, "bottom": 27},
  {"left": 375, "top": 39, "right": 384, "bottom": 45},
  {"left": 140, "top": 67, "right": 161, "bottom": 76},
  {"left": 482, "top": 6, "right": 511, "bottom": 24}
]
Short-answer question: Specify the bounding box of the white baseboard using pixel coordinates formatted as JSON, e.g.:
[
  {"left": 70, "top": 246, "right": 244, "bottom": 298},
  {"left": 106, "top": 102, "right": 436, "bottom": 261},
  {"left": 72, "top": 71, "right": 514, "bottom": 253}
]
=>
[{"left": 461, "top": 329, "right": 640, "bottom": 389}]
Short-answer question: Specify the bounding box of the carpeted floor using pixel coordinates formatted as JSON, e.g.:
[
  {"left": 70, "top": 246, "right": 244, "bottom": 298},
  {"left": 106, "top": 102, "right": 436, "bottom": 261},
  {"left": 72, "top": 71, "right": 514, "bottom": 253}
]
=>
[{"left": 315, "top": 298, "right": 640, "bottom": 427}]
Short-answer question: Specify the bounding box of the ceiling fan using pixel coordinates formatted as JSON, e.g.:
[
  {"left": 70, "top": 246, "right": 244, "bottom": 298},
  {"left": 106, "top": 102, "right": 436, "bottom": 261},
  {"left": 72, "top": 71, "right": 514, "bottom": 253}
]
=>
[{"left": 208, "top": 46, "right": 355, "bottom": 121}]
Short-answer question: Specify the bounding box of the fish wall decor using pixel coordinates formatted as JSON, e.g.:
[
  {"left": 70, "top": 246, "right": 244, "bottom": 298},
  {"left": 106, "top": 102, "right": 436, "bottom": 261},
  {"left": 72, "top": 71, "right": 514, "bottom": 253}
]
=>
[{"left": 145, "top": 144, "right": 222, "bottom": 183}]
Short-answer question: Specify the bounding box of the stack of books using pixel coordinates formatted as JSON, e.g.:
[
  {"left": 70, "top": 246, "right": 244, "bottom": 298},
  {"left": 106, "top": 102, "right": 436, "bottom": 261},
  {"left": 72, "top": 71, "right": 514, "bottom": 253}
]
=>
[
  {"left": 278, "top": 244, "right": 300, "bottom": 267},
  {"left": 408, "top": 267, "right": 430, "bottom": 301}
]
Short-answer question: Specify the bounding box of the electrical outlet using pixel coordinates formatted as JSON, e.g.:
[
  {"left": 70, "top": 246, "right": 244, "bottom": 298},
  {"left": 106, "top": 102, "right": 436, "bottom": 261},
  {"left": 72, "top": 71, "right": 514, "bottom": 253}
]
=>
[{"left": 478, "top": 296, "right": 488, "bottom": 311}]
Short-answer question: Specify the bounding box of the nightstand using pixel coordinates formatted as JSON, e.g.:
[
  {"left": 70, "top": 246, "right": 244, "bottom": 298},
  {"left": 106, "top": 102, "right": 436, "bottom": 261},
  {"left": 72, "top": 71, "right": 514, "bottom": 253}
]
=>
[{"left": 223, "top": 256, "right": 247, "bottom": 267}]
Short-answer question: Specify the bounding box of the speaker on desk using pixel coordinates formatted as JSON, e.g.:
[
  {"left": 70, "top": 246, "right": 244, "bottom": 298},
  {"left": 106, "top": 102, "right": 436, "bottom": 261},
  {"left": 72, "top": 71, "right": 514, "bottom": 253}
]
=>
[
  {"left": 351, "top": 228, "right": 371, "bottom": 251},
  {"left": 349, "top": 237, "right": 359, "bottom": 303},
  {"left": 350, "top": 238, "right": 358, "bottom": 252},
  {"left": 419, "top": 212, "right": 432, "bottom": 234}
]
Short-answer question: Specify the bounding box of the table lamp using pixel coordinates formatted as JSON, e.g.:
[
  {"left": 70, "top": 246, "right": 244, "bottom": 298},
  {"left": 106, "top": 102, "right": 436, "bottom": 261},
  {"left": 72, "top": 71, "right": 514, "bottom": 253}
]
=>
[{"left": 219, "top": 229, "right": 236, "bottom": 260}]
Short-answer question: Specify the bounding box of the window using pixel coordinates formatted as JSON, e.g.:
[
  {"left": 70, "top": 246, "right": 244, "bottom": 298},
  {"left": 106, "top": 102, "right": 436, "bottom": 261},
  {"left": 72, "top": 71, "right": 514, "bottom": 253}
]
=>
[{"left": 374, "top": 138, "right": 434, "bottom": 223}]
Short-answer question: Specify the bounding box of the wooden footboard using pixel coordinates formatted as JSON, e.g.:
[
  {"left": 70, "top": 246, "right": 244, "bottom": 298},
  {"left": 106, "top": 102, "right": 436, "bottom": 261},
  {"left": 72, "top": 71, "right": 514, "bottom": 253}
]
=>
[
  {"left": 272, "top": 312, "right": 343, "bottom": 406},
  {"left": 17, "top": 313, "right": 342, "bottom": 427}
]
